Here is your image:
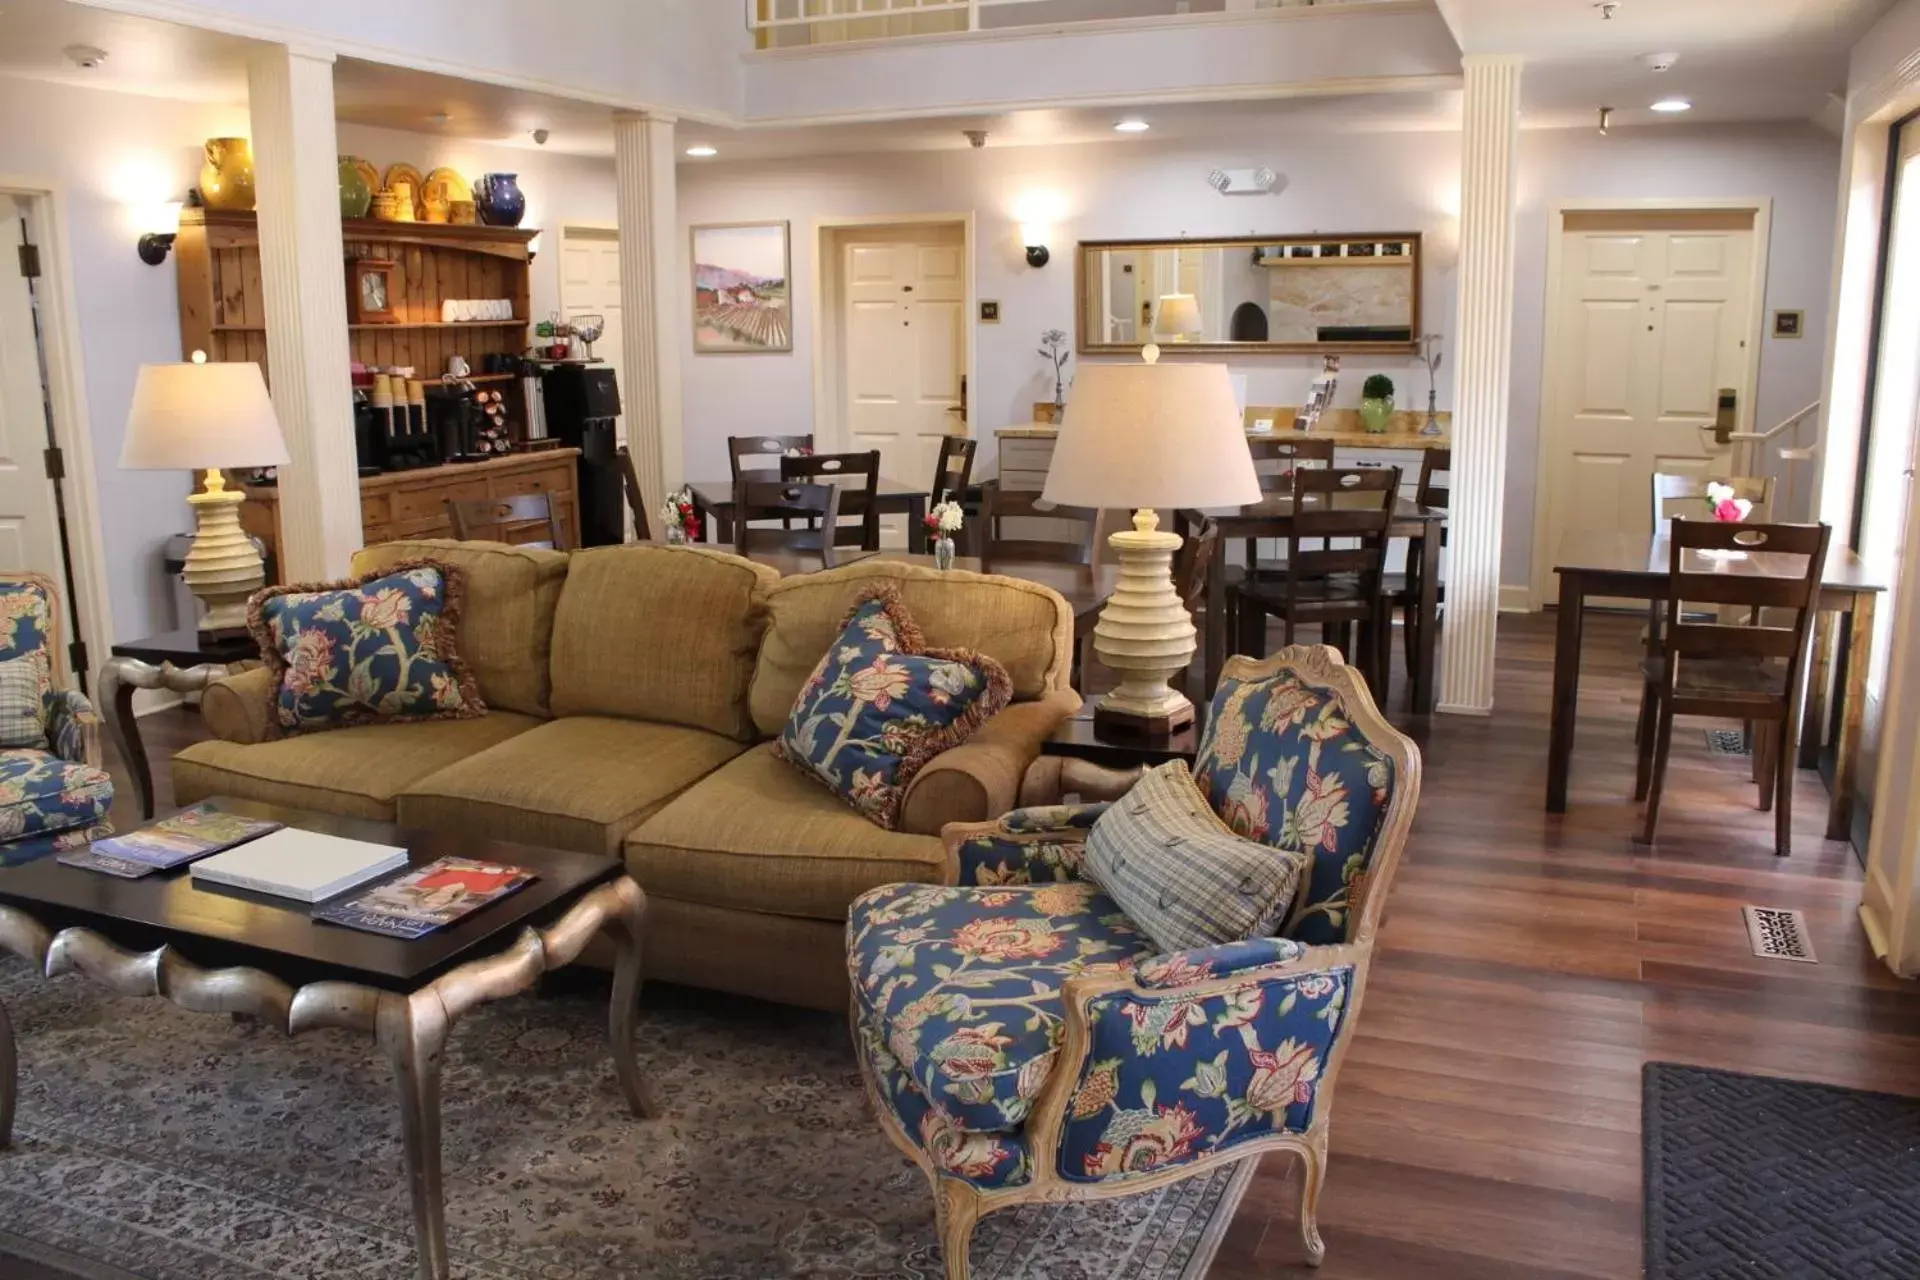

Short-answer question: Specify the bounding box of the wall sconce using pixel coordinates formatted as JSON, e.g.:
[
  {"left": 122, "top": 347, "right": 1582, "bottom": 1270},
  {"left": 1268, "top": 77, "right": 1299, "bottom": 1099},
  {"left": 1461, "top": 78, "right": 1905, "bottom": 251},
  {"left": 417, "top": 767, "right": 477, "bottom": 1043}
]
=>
[
  {"left": 136, "top": 201, "right": 184, "bottom": 266},
  {"left": 1020, "top": 222, "right": 1050, "bottom": 269}
]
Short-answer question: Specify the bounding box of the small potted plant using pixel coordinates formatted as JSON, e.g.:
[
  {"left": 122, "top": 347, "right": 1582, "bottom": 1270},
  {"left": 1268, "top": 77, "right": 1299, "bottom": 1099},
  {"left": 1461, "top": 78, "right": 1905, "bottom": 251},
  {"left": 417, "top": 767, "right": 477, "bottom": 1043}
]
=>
[
  {"left": 1361, "top": 374, "right": 1396, "bottom": 434},
  {"left": 924, "top": 500, "right": 965, "bottom": 570}
]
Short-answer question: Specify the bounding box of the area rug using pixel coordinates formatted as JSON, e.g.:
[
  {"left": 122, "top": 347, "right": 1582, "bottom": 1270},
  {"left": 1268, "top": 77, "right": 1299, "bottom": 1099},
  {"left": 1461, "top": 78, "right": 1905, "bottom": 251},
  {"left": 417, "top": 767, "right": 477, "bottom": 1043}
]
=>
[
  {"left": 0, "top": 958, "right": 1253, "bottom": 1280},
  {"left": 1644, "top": 1062, "right": 1920, "bottom": 1279}
]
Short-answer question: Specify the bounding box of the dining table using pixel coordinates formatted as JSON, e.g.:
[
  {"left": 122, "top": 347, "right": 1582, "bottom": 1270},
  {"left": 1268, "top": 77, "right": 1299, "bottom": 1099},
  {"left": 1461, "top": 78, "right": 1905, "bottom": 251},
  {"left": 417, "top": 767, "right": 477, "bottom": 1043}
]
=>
[
  {"left": 1546, "top": 529, "right": 1885, "bottom": 840},
  {"left": 1176, "top": 492, "right": 1448, "bottom": 713},
  {"left": 686, "top": 477, "right": 932, "bottom": 553}
]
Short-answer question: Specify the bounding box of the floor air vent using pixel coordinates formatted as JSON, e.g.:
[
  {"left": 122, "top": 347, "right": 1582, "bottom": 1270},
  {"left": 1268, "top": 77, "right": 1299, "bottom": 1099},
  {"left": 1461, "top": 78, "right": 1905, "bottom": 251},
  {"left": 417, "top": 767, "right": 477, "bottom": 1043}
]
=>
[{"left": 1742, "top": 906, "right": 1817, "bottom": 963}]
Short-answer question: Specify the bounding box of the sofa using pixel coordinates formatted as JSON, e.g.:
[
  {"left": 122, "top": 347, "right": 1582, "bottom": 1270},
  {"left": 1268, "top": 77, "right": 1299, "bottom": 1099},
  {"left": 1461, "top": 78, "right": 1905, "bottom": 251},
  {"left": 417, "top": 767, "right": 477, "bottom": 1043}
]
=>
[{"left": 172, "top": 539, "right": 1080, "bottom": 1009}]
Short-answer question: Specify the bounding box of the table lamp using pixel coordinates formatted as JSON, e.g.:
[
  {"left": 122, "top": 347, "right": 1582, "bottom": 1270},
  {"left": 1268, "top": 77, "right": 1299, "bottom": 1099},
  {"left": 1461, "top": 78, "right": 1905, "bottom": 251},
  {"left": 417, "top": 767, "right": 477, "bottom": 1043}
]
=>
[
  {"left": 1155, "top": 293, "right": 1203, "bottom": 344},
  {"left": 1043, "top": 347, "right": 1260, "bottom": 733},
  {"left": 121, "top": 355, "right": 289, "bottom": 635}
]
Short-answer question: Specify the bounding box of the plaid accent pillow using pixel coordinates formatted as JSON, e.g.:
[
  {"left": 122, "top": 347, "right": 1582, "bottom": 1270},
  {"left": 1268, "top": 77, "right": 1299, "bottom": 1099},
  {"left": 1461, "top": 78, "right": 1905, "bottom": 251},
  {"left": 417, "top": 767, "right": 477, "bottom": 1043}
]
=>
[
  {"left": 0, "top": 653, "right": 49, "bottom": 750},
  {"left": 1084, "top": 761, "right": 1313, "bottom": 955}
]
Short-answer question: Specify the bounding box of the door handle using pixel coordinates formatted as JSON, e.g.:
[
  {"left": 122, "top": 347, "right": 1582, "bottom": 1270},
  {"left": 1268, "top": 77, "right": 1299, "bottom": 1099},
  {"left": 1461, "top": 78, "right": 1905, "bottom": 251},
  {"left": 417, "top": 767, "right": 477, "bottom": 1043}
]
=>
[{"left": 1713, "top": 388, "right": 1737, "bottom": 446}]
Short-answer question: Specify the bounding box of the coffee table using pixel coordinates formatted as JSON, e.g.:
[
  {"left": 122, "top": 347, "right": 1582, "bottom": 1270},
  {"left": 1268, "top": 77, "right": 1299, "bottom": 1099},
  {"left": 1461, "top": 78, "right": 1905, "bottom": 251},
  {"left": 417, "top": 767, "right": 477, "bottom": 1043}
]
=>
[{"left": 0, "top": 799, "right": 655, "bottom": 1280}]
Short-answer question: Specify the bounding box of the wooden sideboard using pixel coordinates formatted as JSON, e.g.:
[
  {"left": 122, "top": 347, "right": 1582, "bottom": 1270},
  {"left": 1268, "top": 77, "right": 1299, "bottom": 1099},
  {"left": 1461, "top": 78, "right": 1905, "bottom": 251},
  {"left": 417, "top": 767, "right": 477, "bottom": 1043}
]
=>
[{"left": 240, "top": 449, "right": 581, "bottom": 574}]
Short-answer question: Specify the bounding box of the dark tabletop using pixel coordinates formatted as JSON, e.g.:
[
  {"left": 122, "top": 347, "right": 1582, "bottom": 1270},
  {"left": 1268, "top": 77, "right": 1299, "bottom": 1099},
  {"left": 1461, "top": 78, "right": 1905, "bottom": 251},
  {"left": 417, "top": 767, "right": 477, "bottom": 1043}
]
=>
[
  {"left": 689, "top": 477, "right": 925, "bottom": 506},
  {"left": 0, "top": 799, "right": 622, "bottom": 992},
  {"left": 1045, "top": 700, "right": 1207, "bottom": 767},
  {"left": 110, "top": 629, "right": 260, "bottom": 667}
]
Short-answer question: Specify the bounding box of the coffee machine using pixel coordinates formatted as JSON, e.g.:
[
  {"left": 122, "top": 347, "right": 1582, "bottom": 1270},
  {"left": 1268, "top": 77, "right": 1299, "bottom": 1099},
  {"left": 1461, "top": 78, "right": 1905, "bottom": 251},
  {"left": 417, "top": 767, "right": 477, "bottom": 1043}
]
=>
[{"left": 543, "top": 365, "right": 624, "bottom": 546}]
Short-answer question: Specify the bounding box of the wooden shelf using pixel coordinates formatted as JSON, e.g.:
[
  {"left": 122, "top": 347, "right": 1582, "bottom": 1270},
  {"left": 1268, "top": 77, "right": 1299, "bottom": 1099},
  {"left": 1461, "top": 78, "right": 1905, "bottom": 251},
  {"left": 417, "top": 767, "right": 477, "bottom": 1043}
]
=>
[{"left": 348, "top": 320, "right": 526, "bottom": 331}]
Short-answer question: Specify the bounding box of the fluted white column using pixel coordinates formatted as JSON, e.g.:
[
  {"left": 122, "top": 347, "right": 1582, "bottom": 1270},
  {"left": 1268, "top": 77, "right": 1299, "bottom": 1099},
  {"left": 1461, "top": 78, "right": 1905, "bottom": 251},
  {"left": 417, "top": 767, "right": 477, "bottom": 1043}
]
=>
[
  {"left": 1438, "top": 55, "right": 1522, "bottom": 716},
  {"left": 246, "top": 44, "right": 360, "bottom": 581},
  {"left": 613, "top": 110, "right": 684, "bottom": 523}
]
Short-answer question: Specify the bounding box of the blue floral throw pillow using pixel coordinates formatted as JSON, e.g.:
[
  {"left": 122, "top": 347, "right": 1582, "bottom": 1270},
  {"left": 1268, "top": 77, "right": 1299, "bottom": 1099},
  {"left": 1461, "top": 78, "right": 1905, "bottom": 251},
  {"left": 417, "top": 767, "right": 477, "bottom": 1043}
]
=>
[
  {"left": 248, "top": 560, "right": 484, "bottom": 735},
  {"left": 776, "top": 584, "right": 1010, "bottom": 829}
]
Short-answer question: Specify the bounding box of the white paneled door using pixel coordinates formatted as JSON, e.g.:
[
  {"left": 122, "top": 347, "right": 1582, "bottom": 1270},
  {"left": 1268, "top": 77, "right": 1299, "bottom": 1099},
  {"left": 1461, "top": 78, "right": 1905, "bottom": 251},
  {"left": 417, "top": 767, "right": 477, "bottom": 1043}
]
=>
[
  {"left": 842, "top": 225, "right": 966, "bottom": 543},
  {"left": 1540, "top": 209, "right": 1758, "bottom": 595},
  {"left": 0, "top": 203, "right": 65, "bottom": 585},
  {"left": 558, "top": 226, "right": 626, "bottom": 440}
]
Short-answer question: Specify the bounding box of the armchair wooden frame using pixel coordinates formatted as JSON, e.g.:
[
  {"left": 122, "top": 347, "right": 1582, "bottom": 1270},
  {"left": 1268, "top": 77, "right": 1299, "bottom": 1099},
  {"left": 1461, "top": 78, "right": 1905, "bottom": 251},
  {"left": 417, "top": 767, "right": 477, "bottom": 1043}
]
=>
[
  {"left": 857, "top": 645, "right": 1423, "bottom": 1279},
  {"left": 2, "top": 571, "right": 100, "bottom": 768}
]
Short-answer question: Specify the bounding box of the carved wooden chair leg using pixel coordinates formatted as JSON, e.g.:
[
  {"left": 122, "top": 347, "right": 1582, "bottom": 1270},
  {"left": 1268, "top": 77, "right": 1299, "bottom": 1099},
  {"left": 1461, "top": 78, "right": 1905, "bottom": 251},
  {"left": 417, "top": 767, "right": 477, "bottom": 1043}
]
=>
[
  {"left": 1296, "top": 1139, "right": 1329, "bottom": 1267},
  {"left": 934, "top": 1178, "right": 983, "bottom": 1280},
  {"left": 1638, "top": 704, "right": 1676, "bottom": 846},
  {"left": 1633, "top": 686, "right": 1658, "bottom": 802}
]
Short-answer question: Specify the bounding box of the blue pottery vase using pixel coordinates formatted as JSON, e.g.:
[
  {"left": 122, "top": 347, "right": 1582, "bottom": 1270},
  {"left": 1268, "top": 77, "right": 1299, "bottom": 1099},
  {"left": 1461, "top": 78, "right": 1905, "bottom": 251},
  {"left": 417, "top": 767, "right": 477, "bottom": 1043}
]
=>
[{"left": 473, "top": 173, "right": 526, "bottom": 228}]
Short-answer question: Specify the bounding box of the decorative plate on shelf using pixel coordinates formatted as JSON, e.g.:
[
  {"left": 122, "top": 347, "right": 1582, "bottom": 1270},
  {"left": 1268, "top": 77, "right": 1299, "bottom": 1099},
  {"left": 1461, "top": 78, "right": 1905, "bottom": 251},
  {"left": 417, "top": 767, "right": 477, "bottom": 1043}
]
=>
[
  {"left": 422, "top": 167, "right": 466, "bottom": 220},
  {"left": 382, "top": 163, "right": 426, "bottom": 218},
  {"left": 350, "top": 158, "right": 380, "bottom": 204}
]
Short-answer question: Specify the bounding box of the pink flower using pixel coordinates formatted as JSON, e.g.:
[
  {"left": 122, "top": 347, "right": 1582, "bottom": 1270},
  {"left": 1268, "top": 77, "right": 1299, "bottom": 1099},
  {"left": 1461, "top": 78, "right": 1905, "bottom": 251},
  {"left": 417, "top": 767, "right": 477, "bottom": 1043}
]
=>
[
  {"left": 847, "top": 654, "right": 912, "bottom": 708},
  {"left": 284, "top": 629, "right": 336, "bottom": 696},
  {"left": 359, "top": 587, "right": 412, "bottom": 631},
  {"left": 949, "top": 916, "right": 1064, "bottom": 962},
  {"left": 1246, "top": 1039, "right": 1322, "bottom": 1119}
]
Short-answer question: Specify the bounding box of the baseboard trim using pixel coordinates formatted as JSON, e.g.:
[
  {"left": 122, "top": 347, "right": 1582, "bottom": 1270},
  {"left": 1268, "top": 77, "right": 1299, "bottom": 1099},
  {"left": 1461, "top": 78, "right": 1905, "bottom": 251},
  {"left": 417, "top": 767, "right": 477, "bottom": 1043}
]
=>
[
  {"left": 1499, "top": 584, "right": 1533, "bottom": 613},
  {"left": 1436, "top": 701, "right": 1493, "bottom": 718}
]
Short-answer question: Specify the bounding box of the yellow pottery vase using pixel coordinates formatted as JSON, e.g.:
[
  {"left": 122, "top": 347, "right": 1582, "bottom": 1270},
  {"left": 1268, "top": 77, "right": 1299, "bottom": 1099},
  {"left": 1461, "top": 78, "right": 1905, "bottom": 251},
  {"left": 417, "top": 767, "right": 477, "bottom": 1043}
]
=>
[{"left": 198, "top": 137, "right": 256, "bottom": 212}]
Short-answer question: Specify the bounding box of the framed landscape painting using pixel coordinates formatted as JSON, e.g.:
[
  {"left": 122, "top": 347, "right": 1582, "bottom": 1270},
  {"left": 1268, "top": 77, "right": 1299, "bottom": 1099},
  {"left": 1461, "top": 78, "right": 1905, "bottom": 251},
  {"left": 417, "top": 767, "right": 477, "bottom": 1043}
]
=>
[{"left": 691, "top": 221, "right": 793, "bottom": 353}]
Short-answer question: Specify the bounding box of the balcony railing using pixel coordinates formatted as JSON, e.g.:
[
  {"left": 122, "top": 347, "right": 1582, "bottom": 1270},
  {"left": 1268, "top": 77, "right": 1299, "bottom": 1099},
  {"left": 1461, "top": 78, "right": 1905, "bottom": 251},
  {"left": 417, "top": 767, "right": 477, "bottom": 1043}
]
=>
[{"left": 748, "top": 0, "right": 1374, "bottom": 49}]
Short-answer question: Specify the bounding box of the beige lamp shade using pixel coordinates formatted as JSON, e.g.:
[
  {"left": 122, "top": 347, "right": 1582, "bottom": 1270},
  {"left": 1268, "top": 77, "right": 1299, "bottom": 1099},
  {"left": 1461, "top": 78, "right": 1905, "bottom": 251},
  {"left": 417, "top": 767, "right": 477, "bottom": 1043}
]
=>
[
  {"left": 1155, "top": 293, "right": 1203, "bottom": 338},
  {"left": 1043, "top": 357, "right": 1260, "bottom": 511},
  {"left": 120, "top": 359, "right": 290, "bottom": 471}
]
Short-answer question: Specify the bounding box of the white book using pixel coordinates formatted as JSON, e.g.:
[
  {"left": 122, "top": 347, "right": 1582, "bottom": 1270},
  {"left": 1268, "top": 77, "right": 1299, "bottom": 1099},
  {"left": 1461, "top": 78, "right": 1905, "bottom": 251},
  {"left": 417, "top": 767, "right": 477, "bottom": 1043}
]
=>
[{"left": 190, "top": 828, "right": 410, "bottom": 904}]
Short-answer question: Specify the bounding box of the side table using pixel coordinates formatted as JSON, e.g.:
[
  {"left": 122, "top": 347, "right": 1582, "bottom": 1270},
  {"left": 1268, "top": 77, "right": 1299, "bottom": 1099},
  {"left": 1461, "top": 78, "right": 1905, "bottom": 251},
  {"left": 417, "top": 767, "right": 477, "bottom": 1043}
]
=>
[
  {"left": 100, "top": 629, "right": 258, "bottom": 819},
  {"left": 1042, "top": 698, "right": 1208, "bottom": 771}
]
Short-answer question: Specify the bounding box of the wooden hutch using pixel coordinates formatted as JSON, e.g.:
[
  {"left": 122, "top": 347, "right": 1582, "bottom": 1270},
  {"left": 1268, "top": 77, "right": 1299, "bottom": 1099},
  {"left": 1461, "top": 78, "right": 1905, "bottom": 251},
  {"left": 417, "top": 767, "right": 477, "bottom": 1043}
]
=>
[{"left": 173, "top": 208, "right": 579, "bottom": 563}]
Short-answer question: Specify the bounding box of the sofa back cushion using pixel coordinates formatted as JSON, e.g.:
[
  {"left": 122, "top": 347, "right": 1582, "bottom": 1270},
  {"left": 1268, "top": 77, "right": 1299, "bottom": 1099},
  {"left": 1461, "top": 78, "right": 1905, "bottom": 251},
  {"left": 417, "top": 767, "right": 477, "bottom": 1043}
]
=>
[
  {"left": 749, "top": 561, "right": 1073, "bottom": 739},
  {"left": 354, "top": 539, "right": 568, "bottom": 718},
  {"left": 1192, "top": 664, "right": 1396, "bottom": 946},
  {"left": 550, "top": 545, "right": 777, "bottom": 739}
]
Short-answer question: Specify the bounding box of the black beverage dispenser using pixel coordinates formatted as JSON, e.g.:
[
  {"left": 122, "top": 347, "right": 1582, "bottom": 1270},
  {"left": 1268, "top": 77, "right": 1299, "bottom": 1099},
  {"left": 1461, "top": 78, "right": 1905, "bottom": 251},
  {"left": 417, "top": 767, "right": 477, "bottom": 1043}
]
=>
[{"left": 542, "top": 365, "right": 625, "bottom": 546}]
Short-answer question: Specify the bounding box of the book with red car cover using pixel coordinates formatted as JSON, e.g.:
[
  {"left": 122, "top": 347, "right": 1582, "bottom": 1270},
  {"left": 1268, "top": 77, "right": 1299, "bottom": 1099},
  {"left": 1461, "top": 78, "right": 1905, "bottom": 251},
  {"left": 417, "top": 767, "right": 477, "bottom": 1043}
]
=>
[{"left": 314, "top": 856, "right": 535, "bottom": 939}]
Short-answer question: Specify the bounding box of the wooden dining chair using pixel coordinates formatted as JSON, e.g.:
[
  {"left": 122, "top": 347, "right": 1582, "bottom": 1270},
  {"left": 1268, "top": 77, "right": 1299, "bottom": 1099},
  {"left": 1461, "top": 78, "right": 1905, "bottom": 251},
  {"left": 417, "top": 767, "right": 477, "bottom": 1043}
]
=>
[
  {"left": 615, "top": 445, "right": 652, "bottom": 542},
  {"left": 1634, "top": 518, "right": 1832, "bottom": 857},
  {"left": 930, "top": 436, "right": 977, "bottom": 507},
  {"left": 445, "top": 493, "right": 567, "bottom": 549},
  {"left": 732, "top": 479, "right": 849, "bottom": 569},
  {"left": 1386, "top": 447, "right": 1450, "bottom": 684},
  {"left": 1243, "top": 436, "right": 1337, "bottom": 581},
  {"left": 979, "top": 481, "right": 1101, "bottom": 570},
  {"left": 1173, "top": 515, "right": 1221, "bottom": 702},
  {"left": 781, "top": 450, "right": 882, "bottom": 551},
  {"left": 1232, "top": 467, "right": 1400, "bottom": 694},
  {"left": 727, "top": 433, "right": 814, "bottom": 480}
]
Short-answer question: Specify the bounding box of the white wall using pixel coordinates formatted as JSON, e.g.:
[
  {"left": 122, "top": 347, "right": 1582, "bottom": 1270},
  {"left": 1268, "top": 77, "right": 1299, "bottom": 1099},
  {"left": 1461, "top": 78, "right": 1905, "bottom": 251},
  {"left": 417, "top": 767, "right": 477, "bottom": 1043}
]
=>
[
  {"left": 1506, "top": 122, "right": 1842, "bottom": 588},
  {"left": 677, "top": 120, "right": 1839, "bottom": 594},
  {"left": 0, "top": 74, "right": 247, "bottom": 645},
  {"left": 677, "top": 129, "right": 1464, "bottom": 484}
]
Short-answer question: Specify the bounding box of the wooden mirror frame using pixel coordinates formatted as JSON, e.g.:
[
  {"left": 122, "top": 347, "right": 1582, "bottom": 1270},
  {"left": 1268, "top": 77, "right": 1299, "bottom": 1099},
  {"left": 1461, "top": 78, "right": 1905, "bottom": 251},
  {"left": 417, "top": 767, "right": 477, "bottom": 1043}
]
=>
[{"left": 1075, "top": 233, "right": 1423, "bottom": 356}]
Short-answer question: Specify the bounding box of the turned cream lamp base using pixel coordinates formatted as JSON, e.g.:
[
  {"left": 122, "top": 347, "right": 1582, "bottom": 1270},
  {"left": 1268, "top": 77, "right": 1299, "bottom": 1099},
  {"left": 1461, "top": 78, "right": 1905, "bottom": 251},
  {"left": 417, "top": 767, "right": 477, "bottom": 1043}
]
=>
[
  {"left": 185, "top": 468, "right": 265, "bottom": 634},
  {"left": 1092, "top": 507, "right": 1196, "bottom": 735}
]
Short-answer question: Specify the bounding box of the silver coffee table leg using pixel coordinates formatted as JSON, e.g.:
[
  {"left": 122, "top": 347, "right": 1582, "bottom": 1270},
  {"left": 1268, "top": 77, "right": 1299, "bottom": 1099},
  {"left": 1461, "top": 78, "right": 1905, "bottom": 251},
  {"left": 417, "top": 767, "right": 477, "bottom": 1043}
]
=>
[{"left": 98, "top": 657, "right": 229, "bottom": 819}]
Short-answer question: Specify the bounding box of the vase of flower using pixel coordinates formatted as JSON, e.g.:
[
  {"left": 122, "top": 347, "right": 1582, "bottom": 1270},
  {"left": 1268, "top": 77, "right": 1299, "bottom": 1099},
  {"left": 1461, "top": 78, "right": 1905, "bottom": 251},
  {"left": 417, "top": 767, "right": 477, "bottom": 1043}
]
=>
[
  {"left": 1039, "top": 329, "right": 1070, "bottom": 420},
  {"left": 660, "top": 485, "right": 698, "bottom": 545},
  {"left": 925, "top": 500, "right": 964, "bottom": 569},
  {"left": 1360, "top": 374, "right": 1396, "bottom": 433}
]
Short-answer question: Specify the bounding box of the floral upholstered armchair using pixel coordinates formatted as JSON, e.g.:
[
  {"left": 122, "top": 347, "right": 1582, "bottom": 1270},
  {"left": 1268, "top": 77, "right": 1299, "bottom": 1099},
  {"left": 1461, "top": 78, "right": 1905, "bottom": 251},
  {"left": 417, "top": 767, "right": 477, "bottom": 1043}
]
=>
[
  {"left": 846, "top": 646, "right": 1419, "bottom": 1279},
  {"left": 0, "top": 574, "right": 111, "bottom": 850}
]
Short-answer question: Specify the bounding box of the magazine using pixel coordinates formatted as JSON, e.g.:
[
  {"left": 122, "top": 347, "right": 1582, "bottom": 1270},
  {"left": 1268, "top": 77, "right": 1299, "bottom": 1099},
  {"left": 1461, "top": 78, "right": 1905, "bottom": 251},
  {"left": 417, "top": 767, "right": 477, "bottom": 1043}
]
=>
[
  {"left": 314, "top": 857, "right": 536, "bottom": 939},
  {"left": 58, "top": 846, "right": 159, "bottom": 879},
  {"left": 91, "top": 803, "right": 284, "bottom": 870}
]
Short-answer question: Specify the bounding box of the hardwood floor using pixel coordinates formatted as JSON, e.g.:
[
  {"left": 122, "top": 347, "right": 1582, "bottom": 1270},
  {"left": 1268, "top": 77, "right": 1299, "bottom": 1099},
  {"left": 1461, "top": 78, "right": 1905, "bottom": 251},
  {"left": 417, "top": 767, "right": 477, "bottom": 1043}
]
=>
[{"left": 106, "top": 611, "right": 1919, "bottom": 1279}]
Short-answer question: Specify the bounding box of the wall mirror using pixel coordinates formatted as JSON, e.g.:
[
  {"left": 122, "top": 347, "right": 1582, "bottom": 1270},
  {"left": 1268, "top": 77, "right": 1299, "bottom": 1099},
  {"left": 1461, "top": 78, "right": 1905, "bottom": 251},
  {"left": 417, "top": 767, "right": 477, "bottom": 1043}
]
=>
[{"left": 1076, "top": 234, "right": 1422, "bottom": 355}]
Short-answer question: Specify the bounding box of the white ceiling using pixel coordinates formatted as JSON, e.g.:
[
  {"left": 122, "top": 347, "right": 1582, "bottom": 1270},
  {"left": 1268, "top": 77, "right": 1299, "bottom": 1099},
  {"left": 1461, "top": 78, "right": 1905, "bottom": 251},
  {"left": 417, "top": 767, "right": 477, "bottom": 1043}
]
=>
[
  {"left": 0, "top": 0, "right": 1891, "bottom": 158},
  {"left": 1438, "top": 0, "right": 1893, "bottom": 127}
]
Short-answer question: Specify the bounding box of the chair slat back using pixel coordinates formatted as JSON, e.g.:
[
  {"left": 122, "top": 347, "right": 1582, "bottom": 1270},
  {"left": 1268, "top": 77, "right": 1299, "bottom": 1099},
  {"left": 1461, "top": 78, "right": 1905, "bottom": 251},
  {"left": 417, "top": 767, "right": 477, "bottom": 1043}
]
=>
[
  {"left": 445, "top": 493, "right": 566, "bottom": 549},
  {"left": 727, "top": 433, "right": 814, "bottom": 481},
  {"left": 1416, "top": 447, "right": 1452, "bottom": 511},
  {"left": 1286, "top": 467, "right": 1399, "bottom": 590},
  {"left": 1651, "top": 473, "right": 1775, "bottom": 527},
  {"left": 1663, "top": 518, "right": 1830, "bottom": 670},
  {"left": 931, "top": 436, "right": 977, "bottom": 507},
  {"left": 733, "top": 479, "right": 847, "bottom": 568},
  {"left": 980, "top": 482, "right": 1100, "bottom": 568},
  {"left": 780, "top": 450, "right": 881, "bottom": 549},
  {"left": 616, "top": 446, "right": 652, "bottom": 541},
  {"left": 1247, "top": 435, "right": 1335, "bottom": 495}
]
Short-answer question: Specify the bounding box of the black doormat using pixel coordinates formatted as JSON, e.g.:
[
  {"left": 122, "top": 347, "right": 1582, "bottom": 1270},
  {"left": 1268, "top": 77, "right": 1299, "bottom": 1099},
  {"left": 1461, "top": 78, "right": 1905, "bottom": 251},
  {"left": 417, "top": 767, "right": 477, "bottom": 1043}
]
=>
[{"left": 1644, "top": 1063, "right": 1920, "bottom": 1278}]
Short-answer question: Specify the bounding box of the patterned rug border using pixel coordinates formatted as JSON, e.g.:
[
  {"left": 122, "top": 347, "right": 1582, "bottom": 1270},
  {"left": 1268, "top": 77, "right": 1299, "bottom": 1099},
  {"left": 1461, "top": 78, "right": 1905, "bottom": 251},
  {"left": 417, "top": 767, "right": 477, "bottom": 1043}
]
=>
[{"left": 0, "top": 1229, "right": 145, "bottom": 1280}]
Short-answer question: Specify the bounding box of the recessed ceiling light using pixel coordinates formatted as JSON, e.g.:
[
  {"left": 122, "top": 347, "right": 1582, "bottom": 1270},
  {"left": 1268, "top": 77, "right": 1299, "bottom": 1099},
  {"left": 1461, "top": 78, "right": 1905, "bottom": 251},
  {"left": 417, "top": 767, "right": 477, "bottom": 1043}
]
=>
[
  {"left": 685, "top": 144, "right": 718, "bottom": 157},
  {"left": 1113, "top": 119, "right": 1151, "bottom": 134},
  {"left": 1650, "top": 98, "right": 1692, "bottom": 113}
]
